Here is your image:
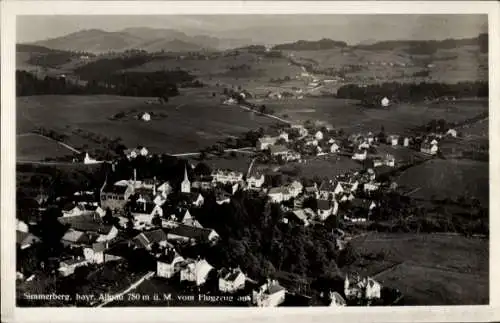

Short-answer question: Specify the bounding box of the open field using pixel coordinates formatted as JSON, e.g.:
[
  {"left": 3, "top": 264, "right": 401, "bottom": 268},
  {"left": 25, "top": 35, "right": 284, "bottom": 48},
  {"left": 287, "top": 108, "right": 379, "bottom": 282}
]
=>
[
  {"left": 249, "top": 97, "right": 488, "bottom": 135},
  {"left": 17, "top": 133, "right": 77, "bottom": 161},
  {"left": 350, "top": 232, "right": 488, "bottom": 305},
  {"left": 17, "top": 92, "right": 277, "bottom": 156},
  {"left": 397, "top": 159, "right": 489, "bottom": 205}
]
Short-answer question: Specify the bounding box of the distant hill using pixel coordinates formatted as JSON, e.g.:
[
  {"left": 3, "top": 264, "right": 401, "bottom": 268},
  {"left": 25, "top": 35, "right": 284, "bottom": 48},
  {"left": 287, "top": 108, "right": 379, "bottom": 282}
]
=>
[
  {"left": 27, "top": 27, "right": 252, "bottom": 54},
  {"left": 16, "top": 44, "right": 59, "bottom": 53},
  {"left": 355, "top": 33, "right": 488, "bottom": 54},
  {"left": 273, "top": 38, "right": 348, "bottom": 51}
]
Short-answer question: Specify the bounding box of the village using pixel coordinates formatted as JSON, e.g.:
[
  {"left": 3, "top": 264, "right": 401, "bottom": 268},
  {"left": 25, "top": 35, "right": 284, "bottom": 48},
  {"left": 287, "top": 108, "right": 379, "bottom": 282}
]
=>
[{"left": 16, "top": 96, "right": 464, "bottom": 308}]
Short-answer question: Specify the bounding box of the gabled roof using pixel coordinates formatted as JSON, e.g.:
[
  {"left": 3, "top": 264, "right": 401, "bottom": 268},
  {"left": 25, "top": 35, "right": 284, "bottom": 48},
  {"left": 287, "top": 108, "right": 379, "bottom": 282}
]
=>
[
  {"left": 133, "top": 229, "right": 169, "bottom": 249},
  {"left": 167, "top": 224, "right": 217, "bottom": 241},
  {"left": 16, "top": 231, "right": 40, "bottom": 246},
  {"left": 157, "top": 248, "right": 182, "bottom": 264},
  {"left": 267, "top": 281, "right": 286, "bottom": 294},
  {"left": 268, "top": 187, "right": 289, "bottom": 195},
  {"left": 317, "top": 199, "right": 332, "bottom": 210},
  {"left": 102, "top": 183, "right": 129, "bottom": 195},
  {"left": 292, "top": 209, "right": 310, "bottom": 222},
  {"left": 269, "top": 145, "right": 289, "bottom": 154}
]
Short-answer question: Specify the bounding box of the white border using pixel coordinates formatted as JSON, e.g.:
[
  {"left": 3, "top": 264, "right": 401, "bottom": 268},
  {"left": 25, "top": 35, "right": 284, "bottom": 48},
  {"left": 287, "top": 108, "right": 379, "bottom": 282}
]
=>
[{"left": 2, "top": 2, "right": 499, "bottom": 323}]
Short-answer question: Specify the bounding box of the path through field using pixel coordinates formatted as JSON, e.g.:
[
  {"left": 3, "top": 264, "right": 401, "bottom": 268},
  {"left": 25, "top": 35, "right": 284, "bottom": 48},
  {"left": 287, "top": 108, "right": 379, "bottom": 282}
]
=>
[
  {"left": 239, "top": 104, "right": 291, "bottom": 124},
  {"left": 17, "top": 132, "right": 81, "bottom": 154}
]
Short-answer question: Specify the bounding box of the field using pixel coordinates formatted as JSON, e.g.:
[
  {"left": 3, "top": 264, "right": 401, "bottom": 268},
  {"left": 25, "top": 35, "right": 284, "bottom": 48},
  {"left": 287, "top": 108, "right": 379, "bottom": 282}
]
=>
[
  {"left": 397, "top": 159, "right": 488, "bottom": 204},
  {"left": 188, "top": 153, "right": 254, "bottom": 174},
  {"left": 17, "top": 91, "right": 277, "bottom": 157},
  {"left": 250, "top": 97, "right": 488, "bottom": 135},
  {"left": 349, "top": 232, "right": 488, "bottom": 305},
  {"left": 17, "top": 133, "right": 77, "bottom": 161}
]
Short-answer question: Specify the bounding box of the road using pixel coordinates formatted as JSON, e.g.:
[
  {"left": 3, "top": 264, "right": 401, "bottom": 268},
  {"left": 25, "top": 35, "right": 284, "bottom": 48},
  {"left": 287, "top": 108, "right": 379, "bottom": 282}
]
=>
[
  {"left": 239, "top": 104, "right": 292, "bottom": 124},
  {"left": 168, "top": 147, "right": 256, "bottom": 157},
  {"left": 246, "top": 157, "right": 258, "bottom": 178},
  {"left": 95, "top": 271, "right": 155, "bottom": 307}
]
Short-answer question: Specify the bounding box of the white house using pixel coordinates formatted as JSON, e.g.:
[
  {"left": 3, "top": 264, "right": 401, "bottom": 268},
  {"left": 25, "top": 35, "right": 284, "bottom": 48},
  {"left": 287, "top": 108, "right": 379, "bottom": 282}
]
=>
[
  {"left": 180, "top": 259, "right": 214, "bottom": 286},
  {"left": 16, "top": 219, "right": 29, "bottom": 233},
  {"left": 58, "top": 258, "right": 88, "bottom": 277},
  {"left": 421, "top": 143, "right": 439, "bottom": 155},
  {"left": 211, "top": 170, "right": 243, "bottom": 185},
  {"left": 83, "top": 242, "right": 107, "bottom": 264},
  {"left": 381, "top": 97, "right": 390, "bottom": 107},
  {"left": 267, "top": 187, "right": 291, "bottom": 203},
  {"left": 291, "top": 125, "right": 308, "bottom": 137},
  {"left": 253, "top": 279, "right": 287, "bottom": 307},
  {"left": 219, "top": 268, "right": 246, "bottom": 293},
  {"left": 330, "top": 143, "right": 340, "bottom": 153},
  {"left": 157, "top": 248, "right": 185, "bottom": 279},
  {"left": 279, "top": 131, "right": 289, "bottom": 142},
  {"left": 257, "top": 136, "right": 278, "bottom": 150},
  {"left": 328, "top": 291, "right": 347, "bottom": 307},
  {"left": 388, "top": 135, "right": 399, "bottom": 146},
  {"left": 316, "top": 200, "right": 338, "bottom": 221},
  {"left": 83, "top": 152, "right": 101, "bottom": 165},
  {"left": 287, "top": 181, "right": 303, "bottom": 197},
  {"left": 352, "top": 149, "right": 367, "bottom": 161},
  {"left": 315, "top": 131, "right": 324, "bottom": 141},
  {"left": 141, "top": 112, "right": 151, "bottom": 122},
  {"left": 157, "top": 182, "right": 173, "bottom": 197},
  {"left": 446, "top": 129, "right": 458, "bottom": 137},
  {"left": 247, "top": 174, "right": 265, "bottom": 189},
  {"left": 363, "top": 182, "right": 380, "bottom": 193},
  {"left": 403, "top": 137, "right": 410, "bottom": 147}
]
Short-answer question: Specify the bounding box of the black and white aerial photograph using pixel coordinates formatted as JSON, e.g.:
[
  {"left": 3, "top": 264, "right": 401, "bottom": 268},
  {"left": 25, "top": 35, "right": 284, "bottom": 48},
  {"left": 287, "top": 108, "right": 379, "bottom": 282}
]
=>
[{"left": 13, "top": 12, "right": 490, "bottom": 308}]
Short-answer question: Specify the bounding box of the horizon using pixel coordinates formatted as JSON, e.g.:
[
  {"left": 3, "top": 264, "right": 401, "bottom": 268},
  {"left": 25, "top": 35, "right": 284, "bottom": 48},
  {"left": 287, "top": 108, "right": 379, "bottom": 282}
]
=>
[{"left": 17, "top": 14, "right": 487, "bottom": 45}]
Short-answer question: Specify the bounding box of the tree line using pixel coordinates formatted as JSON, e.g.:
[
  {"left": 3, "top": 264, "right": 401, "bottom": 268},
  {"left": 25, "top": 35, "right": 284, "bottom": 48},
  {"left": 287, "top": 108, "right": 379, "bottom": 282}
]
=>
[{"left": 336, "top": 81, "right": 488, "bottom": 103}]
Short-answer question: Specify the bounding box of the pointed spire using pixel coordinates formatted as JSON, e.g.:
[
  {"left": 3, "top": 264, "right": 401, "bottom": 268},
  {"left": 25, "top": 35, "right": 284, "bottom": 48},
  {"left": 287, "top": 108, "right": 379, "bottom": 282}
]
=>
[{"left": 183, "top": 164, "right": 189, "bottom": 182}]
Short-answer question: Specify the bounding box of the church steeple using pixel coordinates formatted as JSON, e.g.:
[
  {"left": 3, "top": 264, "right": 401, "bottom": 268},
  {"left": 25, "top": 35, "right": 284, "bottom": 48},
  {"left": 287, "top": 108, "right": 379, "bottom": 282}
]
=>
[{"left": 181, "top": 164, "right": 191, "bottom": 193}]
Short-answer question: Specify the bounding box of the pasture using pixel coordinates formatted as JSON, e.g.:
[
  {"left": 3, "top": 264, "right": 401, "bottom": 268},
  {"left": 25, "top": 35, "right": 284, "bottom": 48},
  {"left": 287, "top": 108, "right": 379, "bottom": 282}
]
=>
[
  {"left": 252, "top": 97, "right": 488, "bottom": 135},
  {"left": 349, "top": 232, "right": 488, "bottom": 305},
  {"left": 17, "top": 92, "right": 276, "bottom": 156},
  {"left": 397, "top": 159, "right": 489, "bottom": 205},
  {"left": 16, "top": 133, "right": 76, "bottom": 161}
]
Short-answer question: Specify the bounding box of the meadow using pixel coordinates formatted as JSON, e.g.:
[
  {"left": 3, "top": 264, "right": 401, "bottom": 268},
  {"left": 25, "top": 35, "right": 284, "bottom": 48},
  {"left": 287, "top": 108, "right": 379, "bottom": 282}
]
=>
[
  {"left": 16, "top": 91, "right": 276, "bottom": 157},
  {"left": 349, "top": 232, "right": 488, "bottom": 305},
  {"left": 16, "top": 133, "right": 76, "bottom": 161},
  {"left": 397, "top": 159, "right": 489, "bottom": 205}
]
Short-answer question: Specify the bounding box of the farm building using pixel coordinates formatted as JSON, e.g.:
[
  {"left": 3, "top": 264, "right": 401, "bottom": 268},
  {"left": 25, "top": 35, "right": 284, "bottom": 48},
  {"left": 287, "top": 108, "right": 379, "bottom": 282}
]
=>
[
  {"left": 180, "top": 258, "right": 214, "bottom": 286},
  {"left": 211, "top": 169, "right": 244, "bottom": 185},
  {"left": 157, "top": 248, "right": 185, "bottom": 279},
  {"left": 83, "top": 242, "right": 108, "bottom": 264},
  {"left": 247, "top": 173, "right": 265, "bottom": 189},
  {"left": 421, "top": 143, "right": 439, "bottom": 155},
  {"left": 100, "top": 180, "right": 134, "bottom": 212},
  {"left": 269, "top": 145, "right": 289, "bottom": 156},
  {"left": 352, "top": 149, "right": 368, "bottom": 161},
  {"left": 257, "top": 136, "right": 278, "bottom": 150},
  {"left": 58, "top": 257, "right": 88, "bottom": 277},
  {"left": 165, "top": 223, "right": 220, "bottom": 245},
  {"left": 253, "top": 279, "right": 287, "bottom": 307},
  {"left": 267, "top": 187, "right": 292, "bottom": 203}
]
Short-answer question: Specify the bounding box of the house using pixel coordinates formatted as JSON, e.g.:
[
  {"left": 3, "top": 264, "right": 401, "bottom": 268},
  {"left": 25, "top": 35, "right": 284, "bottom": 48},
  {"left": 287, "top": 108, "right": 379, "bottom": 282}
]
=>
[
  {"left": 287, "top": 180, "right": 303, "bottom": 197},
  {"left": 16, "top": 219, "right": 29, "bottom": 233},
  {"left": 387, "top": 135, "right": 399, "bottom": 146},
  {"left": 279, "top": 131, "right": 289, "bottom": 142},
  {"left": 446, "top": 129, "right": 458, "bottom": 137},
  {"left": 181, "top": 166, "right": 191, "bottom": 193},
  {"left": 291, "top": 124, "right": 308, "bottom": 137},
  {"left": 181, "top": 210, "right": 204, "bottom": 228},
  {"left": 269, "top": 145, "right": 289, "bottom": 156},
  {"left": 290, "top": 209, "right": 315, "bottom": 226},
  {"left": 166, "top": 223, "right": 219, "bottom": 245},
  {"left": 344, "top": 274, "right": 381, "bottom": 301},
  {"left": 330, "top": 142, "right": 340, "bottom": 153},
  {"left": 59, "top": 214, "right": 119, "bottom": 243},
  {"left": 16, "top": 231, "right": 40, "bottom": 250},
  {"left": 253, "top": 279, "right": 287, "bottom": 307},
  {"left": 315, "top": 131, "right": 324, "bottom": 141},
  {"left": 83, "top": 242, "right": 107, "bottom": 264},
  {"left": 339, "top": 192, "right": 356, "bottom": 203},
  {"left": 304, "top": 136, "right": 319, "bottom": 146},
  {"left": 421, "top": 142, "right": 439, "bottom": 155},
  {"left": 83, "top": 152, "right": 101, "bottom": 165},
  {"left": 100, "top": 181, "right": 134, "bottom": 212},
  {"left": 316, "top": 200, "right": 338, "bottom": 221},
  {"left": 247, "top": 173, "right": 265, "bottom": 189},
  {"left": 61, "top": 229, "right": 94, "bottom": 247},
  {"left": 131, "top": 229, "right": 171, "bottom": 250},
  {"left": 157, "top": 247, "right": 185, "bottom": 279},
  {"left": 140, "top": 112, "right": 151, "bottom": 122},
  {"left": 363, "top": 182, "right": 380, "bottom": 193},
  {"left": 257, "top": 136, "right": 278, "bottom": 150},
  {"left": 352, "top": 149, "right": 367, "bottom": 161},
  {"left": 211, "top": 170, "right": 244, "bottom": 185},
  {"left": 267, "top": 187, "right": 292, "bottom": 203},
  {"left": 358, "top": 141, "right": 370, "bottom": 150},
  {"left": 157, "top": 182, "right": 173, "bottom": 197},
  {"left": 180, "top": 259, "right": 214, "bottom": 286},
  {"left": 304, "top": 183, "right": 319, "bottom": 196},
  {"left": 319, "top": 180, "right": 343, "bottom": 198},
  {"left": 328, "top": 291, "right": 347, "bottom": 307},
  {"left": 403, "top": 137, "right": 410, "bottom": 147},
  {"left": 62, "top": 203, "right": 85, "bottom": 217},
  {"left": 58, "top": 258, "right": 88, "bottom": 277},
  {"left": 381, "top": 97, "right": 390, "bottom": 107},
  {"left": 215, "top": 191, "right": 232, "bottom": 205},
  {"left": 384, "top": 154, "right": 396, "bottom": 167},
  {"left": 131, "top": 202, "right": 163, "bottom": 229},
  {"left": 124, "top": 147, "right": 149, "bottom": 159},
  {"left": 218, "top": 268, "right": 246, "bottom": 293}
]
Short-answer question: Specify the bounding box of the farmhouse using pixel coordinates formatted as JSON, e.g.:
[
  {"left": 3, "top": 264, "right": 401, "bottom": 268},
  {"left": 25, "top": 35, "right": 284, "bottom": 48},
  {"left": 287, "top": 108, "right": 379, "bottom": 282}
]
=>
[
  {"left": 315, "top": 131, "right": 324, "bottom": 141},
  {"left": 247, "top": 173, "right": 265, "bottom": 189},
  {"left": 290, "top": 209, "right": 314, "bottom": 226},
  {"left": 58, "top": 257, "right": 88, "bottom": 277},
  {"left": 421, "top": 142, "right": 439, "bottom": 155},
  {"left": 316, "top": 200, "right": 338, "bottom": 221},
  {"left": 131, "top": 229, "right": 171, "bottom": 251},
  {"left": 59, "top": 214, "right": 119, "bottom": 243},
  {"left": 330, "top": 142, "right": 340, "bottom": 153},
  {"left": 83, "top": 242, "right": 108, "bottom": 264},
  {"left": 157, "top": 247, "right": 185, "bottom": 279},
  {"left": 166, "top": 223, "right": 220, "bottom": 245},
  {"left": 83, "top": 152, "right": 101, "bottom": 165},
  {"left": 257, "top": 136, "right": 278, "bottom": 150},
  {"left": 253, "top": 279, "right": 287, "bottom": 307},
  {"left": 269, "top": 145, "right": 289, "bottom": 156},
  {"left": 267, "top": 187, "right": 292, "bottom": 203},
  {"left": 219, "top": 268, "right": 246, "bottom": 293},
  {"left": 61, "top": 229, "right": 94, "bottom": 247},
  {"left": 180, "top": 258, "right": 214, "bottom": 286},
  {"left": 446, "top": 129, "right": 458, "bottom": 137}
]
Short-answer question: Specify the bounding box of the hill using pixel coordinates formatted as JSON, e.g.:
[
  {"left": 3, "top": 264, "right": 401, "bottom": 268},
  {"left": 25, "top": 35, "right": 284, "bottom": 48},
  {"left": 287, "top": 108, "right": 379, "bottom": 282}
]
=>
[
  {"left": 273, "top": 38, "right": 348, "bottom": 51},
  {"left": 29, "top": 28, "right": 252, "bottom": 53}
]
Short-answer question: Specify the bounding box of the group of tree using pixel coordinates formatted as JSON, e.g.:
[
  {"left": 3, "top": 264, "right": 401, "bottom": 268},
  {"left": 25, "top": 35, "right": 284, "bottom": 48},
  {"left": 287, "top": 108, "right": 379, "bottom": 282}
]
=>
[{"left": 336, "top": 81, "right": 488, "bottom": 103}]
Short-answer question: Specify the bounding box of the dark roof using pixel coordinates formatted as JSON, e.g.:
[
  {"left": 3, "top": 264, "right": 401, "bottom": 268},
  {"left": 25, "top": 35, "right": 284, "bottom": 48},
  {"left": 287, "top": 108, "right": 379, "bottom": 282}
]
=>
[
  {"left": 166, "top": 224, "right": 217, "bottom": 241},
  {"left": 102, "top": 184, "right": 129, "bottom": 195},
  {"left": 92, "top": 242, "right": 107, "bottom": 252},
  {"left": 131, "top": 202, "right": 156, "bottom": 215},
  {"left": 317, "top": 199, "right": 332, "bottom": 210},
  {"left": 351, "top": 199, "right": 373, "bottom": 209},
  {"left": 319, "top": 180, "right": 336, "bottom": 192},
  {"left": 157, "top": 248, "right": 180, "bottom": 264},
  {"left": 16, "top": 231, "right": 39, "bottom": 246},
  {"left": 59, "top": 214, "right": 114, "bottom": 235},
  {"left": 132, "top": 229, "right": 169, "bottom": 248}
]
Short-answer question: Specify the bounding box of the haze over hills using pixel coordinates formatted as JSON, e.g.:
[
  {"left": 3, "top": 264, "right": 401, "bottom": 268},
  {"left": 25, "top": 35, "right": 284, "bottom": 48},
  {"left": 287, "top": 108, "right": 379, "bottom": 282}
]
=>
[{"left": 28, "top": 27, "right": 256, "bottom": 53}]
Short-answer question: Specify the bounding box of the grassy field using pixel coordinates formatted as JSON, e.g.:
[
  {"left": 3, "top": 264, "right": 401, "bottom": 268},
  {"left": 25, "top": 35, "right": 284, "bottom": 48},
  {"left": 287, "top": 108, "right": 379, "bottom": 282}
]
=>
[
  {"left": 249, "top": 97, "right": 488, "bottom": 135},
  {"left": 349, "top": 232, "right": 488, "bottom": 305},
  {"left": 17, "top": 92, "right": 277, "bottom": 157},
  {"left": 397, "top": 159, "right": 489, "bottom": 205},
  {"left": 17, "top": 133, "right": 77, "bottom": 161}
]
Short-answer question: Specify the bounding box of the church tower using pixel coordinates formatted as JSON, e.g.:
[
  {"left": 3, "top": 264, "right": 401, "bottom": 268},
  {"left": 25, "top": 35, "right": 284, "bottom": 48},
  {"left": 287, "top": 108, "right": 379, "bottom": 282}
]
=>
[{"left": 181, "top": 165, "right": 191, "bottom": 193}]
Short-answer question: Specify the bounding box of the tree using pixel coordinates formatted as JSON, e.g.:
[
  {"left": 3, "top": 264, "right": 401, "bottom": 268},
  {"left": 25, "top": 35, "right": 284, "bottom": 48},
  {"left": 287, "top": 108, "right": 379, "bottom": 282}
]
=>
[
  {"left": 152, "top": 214, "right": 162, "bottom": 227},
  {"left": 194, "top": 162, "right": 212, "bottom": 177}
]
